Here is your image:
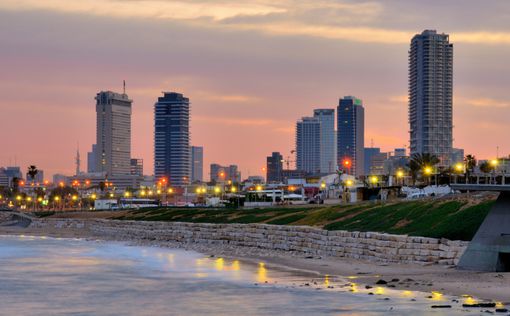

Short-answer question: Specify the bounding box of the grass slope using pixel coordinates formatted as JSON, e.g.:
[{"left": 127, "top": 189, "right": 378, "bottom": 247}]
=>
[{"left": 115, "top": 199, "right": 495, "bottom": 241}]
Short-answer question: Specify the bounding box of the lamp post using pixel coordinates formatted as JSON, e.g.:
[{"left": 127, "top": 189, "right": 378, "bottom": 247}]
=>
[{"left": 490, "top": 159, "right": 499, "bottom": 184}]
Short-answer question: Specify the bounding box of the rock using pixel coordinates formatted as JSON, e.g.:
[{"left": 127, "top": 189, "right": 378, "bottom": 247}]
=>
[
  {"left": 365, "top": 285, "right": 373, "bottom": 289},
  {"left": 495, "top": 308, "right": 508, "bottom": 313},
  {"left": 391, "top": 278, "right": 400, "bottom": 282},
  {"left": 431, "top": 305, "right": 452, "bottom": 309},
  {"left": 462, "top": 303, "right": 496, "bottom": 308},
  {"left": 375, "top": 279, "right": 388, "bottom": 285}
]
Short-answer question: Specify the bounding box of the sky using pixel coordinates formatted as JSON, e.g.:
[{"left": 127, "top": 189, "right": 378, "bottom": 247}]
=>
[{"left": 1, "top": 0, "right": 510, "bottom": 180}]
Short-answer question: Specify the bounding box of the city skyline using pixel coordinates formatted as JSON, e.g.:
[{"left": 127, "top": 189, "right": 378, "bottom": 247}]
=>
[{"left": 1, "top": 1, "right": 510, "bottom": 178}]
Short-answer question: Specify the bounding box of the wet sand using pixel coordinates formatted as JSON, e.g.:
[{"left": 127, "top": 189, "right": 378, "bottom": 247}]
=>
[{"left": 0, "top": 223, "right": 509, "bottom": 303}]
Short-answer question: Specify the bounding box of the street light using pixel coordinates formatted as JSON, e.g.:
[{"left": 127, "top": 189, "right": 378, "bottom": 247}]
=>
[
  {"left": 345, "top": 179, "right": 353, "bottom": 187},
  {"left": 231, "top": 187, "right": 237, "bottom": 193},
  {"left": 370, "top": 176, "right": 378, "bottom": 185},
  {"left": 124, "top": 191, "right": 131, "bottom": 198},
  {"left": 320, "top": 182, "right": 326, "bottom": 189},
  {"left": 256, "top": 185, "right": 263, "bottom": 191},
  {"left": 454, "top": 163, "right": 464, "bottom": 173},
  {"left": 214, "top": 187, "right": 221, "bottom": 194}
]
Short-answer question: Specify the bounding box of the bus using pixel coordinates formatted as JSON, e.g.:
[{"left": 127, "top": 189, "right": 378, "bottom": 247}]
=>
[{"left": 119, "top": 198, "right": 159, "bottom": 209}]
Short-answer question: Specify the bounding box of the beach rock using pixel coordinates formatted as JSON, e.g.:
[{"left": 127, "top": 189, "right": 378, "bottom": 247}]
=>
[
  {"left": 431, "top": 305, "right": 452, "bottom": 308},
  {"left": 375, "top": 279, "right": 388, "bottom": 285}
]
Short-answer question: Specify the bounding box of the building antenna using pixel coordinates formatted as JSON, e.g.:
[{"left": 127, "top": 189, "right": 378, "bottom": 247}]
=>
[
  {"left": 123, "top": 80, "right": 126, "bottom": 95},
  {"left": 371, "top": 139, "right": 374, "bottom": 148}
]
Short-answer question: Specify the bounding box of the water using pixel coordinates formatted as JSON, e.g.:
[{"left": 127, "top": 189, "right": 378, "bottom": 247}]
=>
[{"left": 0, "top": 235, "right": 487, "bottom": 315}]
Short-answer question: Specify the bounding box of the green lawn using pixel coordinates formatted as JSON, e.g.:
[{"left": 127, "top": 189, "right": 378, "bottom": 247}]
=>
[{"left": 115, "top": 199, "right": 495, "bottom": 241}]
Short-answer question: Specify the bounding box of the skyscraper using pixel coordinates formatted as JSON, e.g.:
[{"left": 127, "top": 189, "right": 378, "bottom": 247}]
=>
[
  {"left": 266, "top": 152, "right": 283, "bottom": 183},
  {"left": 337, "top": 96, "right": 364, "bottom": 177},
  {"left": 409, "top": 30, "right": 453, "bottom": 166},
  {"left": 95, "top": 91, "right": 132, "bottom": 175},
  {"left": 296, "top": 117, "right": 321, "bottom": 174},
  {"left": 313, "top": 109, "right": 336, "bottom": 174},
  {"left": 154, "top": 92, "right": 191, "bottom": 186},
  {"left": 191, "top": 146, "right": 204, "bottom": 182}
]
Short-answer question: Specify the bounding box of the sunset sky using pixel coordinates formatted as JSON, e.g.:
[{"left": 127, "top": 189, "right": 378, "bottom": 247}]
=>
[{"left": 1, "top": 0, "right": 510, "bottom": 180}]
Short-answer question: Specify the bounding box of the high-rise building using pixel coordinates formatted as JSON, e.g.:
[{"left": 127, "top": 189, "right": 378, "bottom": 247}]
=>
[
  {"left": 313, "top": 109, "right": 336, "bottom": 173},
  {"left": 210, "top": 164, "right": 240, "bottom": 183},
  {"left": 87, "top": 144, "right": 97, "bottom": 173},
  {"left": 154, "top": 92, "right": 191, "bottom": 186},
  {"left": 409, "top": 30, "right": 453, "bottom": 166},
  {"left": 296, "top": 117, "right": 321, "bottom": 174},
  {"left": 95, "top": 91, "right": 132, "bottom": 175},
  {"left": 266, "top": 152, "right": 283, "bottom": 183},
  {"left": 130, "top": 158, "right": 143, "bottom": 177},
  {"left": 337, "top": 96, "right": 365, "bottom": 177},
  {"left": 369, "top": 152, "right": 388, "bottom": 175},
  {"left": 191, "top": 146, "right": 204, "bottom": 182}
]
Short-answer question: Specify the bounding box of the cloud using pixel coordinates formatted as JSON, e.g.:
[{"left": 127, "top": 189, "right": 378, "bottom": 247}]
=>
[
  {"left": 466, "top": 97, "right": 510, "bottom": 108},
  {"left": 4, "top": 0, "right": 510, "bottom": 45},
  {"left": 0, "top": 0, "right": 286, "bottom": 21}
]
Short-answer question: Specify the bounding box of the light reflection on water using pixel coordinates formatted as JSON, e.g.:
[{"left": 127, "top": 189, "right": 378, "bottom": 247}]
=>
[{"left": 0, "top": 236, "right": 482, "bottom": 315}]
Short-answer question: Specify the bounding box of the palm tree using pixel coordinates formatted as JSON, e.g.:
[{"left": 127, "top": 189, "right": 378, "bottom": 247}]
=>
[
  {"left": 408, "top": 153, "right": 440, "bottom": 184},
  {"left": 464, "top": 155, "right": 477, "bottom": 179},
  {"left": 27, "top": 165, "right": 38, "bottom": 184}
]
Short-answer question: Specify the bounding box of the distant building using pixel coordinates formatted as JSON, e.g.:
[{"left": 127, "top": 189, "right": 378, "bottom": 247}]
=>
[
  {"left": 296, "top": 117, "right": 321, "bottom": 174},
  {"left": 130, "top": 158, "right": 143, "bottom": 177},
  {"left": 210, "top": 164, "right": 241, "bottom": 183},
  {"left": 266, "top": 152, "right": 283, "bottom": 183},
  {"left": 369, "top": 152, "right": 388, "bottom": 175},
  {"left": 281, "top": 169, "right": 307, "bottom": 183},
  {"left": 394, "top": 148, "right": 407, "bottom": 157},
  {"left": 52, "top": 174, "right": 68, "bottom": 186},
  {"left": 364, "top": 148, "right": 381, "bottom": 175},
  {"left": 0, "top": 168, "right": 9, "bottom": 187},
  {"left": 409, "top": 30, "right": 453, "bottom": 167},
  {"left": 451, "top": 148, "right": 465, "bottom": 164},
  {"left": 338, "top": 96, "right": 365, "bottom": 177},
  {"left": 245, "top": 176, "right": 264, "bottom": 184},
  {"left": 191, "top": 146, "right": 204, "bottom": 182},
  {"left": 69, "top": 172, "right": 143, "bottom": 190},
  {"left": 87, "top": 144, "right": 97, "bottom": 173},
  {"left": 313, "top": 109, "right": 336, "bottom": 173},
  {"left": 154, "top": 92, "right": 191, "bottom": 186},
  {"left": 95, "top": 91, "right": 132, "bottom": 175}
]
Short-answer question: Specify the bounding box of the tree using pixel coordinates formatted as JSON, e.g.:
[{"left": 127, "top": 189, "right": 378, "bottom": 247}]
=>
[
  {"left": 27, "top": 165, "right": 38, "bottom": 184},
  {"left": 408, "top": 153, "right": 440, "bottom": 183},
  {"left": 479, "top": 161, "right": 493, "bottom": 174},
  {"left": 464, "top": 155, "right": 477, "bottom": 177}
]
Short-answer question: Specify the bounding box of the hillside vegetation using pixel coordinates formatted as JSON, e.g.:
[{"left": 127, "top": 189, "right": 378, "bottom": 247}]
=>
[{"left": 114, "top": 198, "right": 495, "bottom": 241}]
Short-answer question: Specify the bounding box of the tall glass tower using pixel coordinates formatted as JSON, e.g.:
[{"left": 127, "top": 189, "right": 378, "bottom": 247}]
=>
[
  {"left": 409, "top": 30, "right": 453, "bottom": 166},
  {"left": 337, "top": 96, "right": 364, "bottom": 177},
  {"left": 296, "top": 117, "right": 321, "bottom": 174},
  {"left": 313, "top": 109, "right": 336, "bottom": 174},
  {"left": 95, "top": 91, "right": 132, "bottom": 176},
  {"left": 154, "top": 92, "right": 191, "bottom": 186}
]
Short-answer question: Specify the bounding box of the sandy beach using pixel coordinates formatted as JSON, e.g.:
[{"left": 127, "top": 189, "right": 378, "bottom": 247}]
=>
[{"left": 0, "top": 218, "right": 509, "bottom": 304}]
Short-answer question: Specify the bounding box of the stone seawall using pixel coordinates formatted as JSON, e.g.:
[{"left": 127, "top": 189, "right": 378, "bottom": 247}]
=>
[{"left": 29, "top": 218, "right": 469, "bottom": 265}]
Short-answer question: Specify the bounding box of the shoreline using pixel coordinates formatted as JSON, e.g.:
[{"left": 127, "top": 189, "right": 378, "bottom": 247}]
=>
[{"left": 0, "top": 224, "right": 509, "bottom": 303}]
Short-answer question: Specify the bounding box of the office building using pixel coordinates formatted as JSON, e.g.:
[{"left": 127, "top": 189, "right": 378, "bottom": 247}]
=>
[
  {"left": 266, "top": 152, "right": 283, "bottom": 183},
  {"left": 191, "top": 146, "right": 204, "bottom": 182},
  {"left": 130, "top": 158, "right": 143, "bottom": 177},
  {"left": 154, "top": 92, "right": 191, "bottom": 186},
  {"left": 87, "top": 144, "right": 97, "bottom": 173},
  {"left": 95, "top": 91, "right": 132, "bottom": 175},
  {"left": 313, "top": 109, "right": 336, "bottom": 173},
  {"left": 210, "top": 164, "right": 241, "bottom": 183},
  {"left": 296, "top": 117, "right": 321, "bottom": 174},
  {"left": 409, "top": 30, "right": 453, "bottom": 166},
  {"left": 337, "top": 96, "right": 365, "bottom": 177}
]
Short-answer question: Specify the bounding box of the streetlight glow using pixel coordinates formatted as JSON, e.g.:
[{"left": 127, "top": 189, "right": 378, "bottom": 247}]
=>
[
  {"left": 396, "top": 170, "right": 404, "bottom": 178},
  {"left": 424, "top": 167, "right": 433, "bottom": 175},
  {"left": 231, "top": 187, "right": 237, "bottom": 193},
  {"left": 370, "top": 176, "right": 378, "bottom": 184},
  {"left": 454, "top": 163, "right": 464, "bottom": 172}
]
